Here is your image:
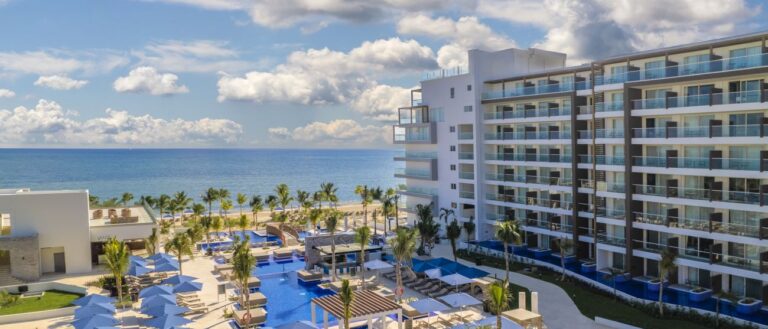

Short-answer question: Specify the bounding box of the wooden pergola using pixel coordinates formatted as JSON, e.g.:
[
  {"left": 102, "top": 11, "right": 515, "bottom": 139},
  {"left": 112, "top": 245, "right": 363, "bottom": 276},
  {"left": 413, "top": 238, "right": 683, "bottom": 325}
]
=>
[{"left": 311, "top": 291, "right": 403, "bottom": 329}]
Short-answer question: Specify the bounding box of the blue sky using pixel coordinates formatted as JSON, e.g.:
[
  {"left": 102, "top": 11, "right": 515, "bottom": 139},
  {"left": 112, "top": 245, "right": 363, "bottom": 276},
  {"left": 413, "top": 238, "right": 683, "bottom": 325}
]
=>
[{"left": 0, "top": 0, "right": 766, "bottom": 148}]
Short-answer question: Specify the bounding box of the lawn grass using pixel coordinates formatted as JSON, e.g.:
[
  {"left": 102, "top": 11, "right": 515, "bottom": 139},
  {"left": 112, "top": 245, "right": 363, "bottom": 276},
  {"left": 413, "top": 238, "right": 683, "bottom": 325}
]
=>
[{"left": 0, "top": 290, "right": 82, "bottom": 316}]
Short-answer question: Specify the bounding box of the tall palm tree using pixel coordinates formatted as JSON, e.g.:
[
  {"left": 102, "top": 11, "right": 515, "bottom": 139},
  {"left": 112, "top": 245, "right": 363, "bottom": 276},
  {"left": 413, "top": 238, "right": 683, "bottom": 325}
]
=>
[
  {"left": 202, "top": 188, "right": 219, "bottom": 220},
  {"left": 355, "top": 226, "right": 372, "bottom": 289},
  {"left": 265, "top": 195, "right": 278, "bottom": 221},
  {"left": 321, "top": 182, "right": 338, "bottom": 208},
  {"left": 121, "top": 192, "right": 134, "bottom": 207},
  {"left": 308, "top": 208, "right": 323, "bottom": 233},
  {"left": 275, "top": 184, "right": 293, "bottom": 211},
  {"left": 495, "top": 220, "right": 522, "bottom": 282},
  {"left": 446, "top": 219, "right": 462, "bottom": 262},
  {"left": 296, "top": 190, "right": 312, "bottom": 223},
  {"left": 555, "top": 238, "right": 574, "bottom": 281},
  {"left": 146, "top": 228, "right": 158, "bottom": 256},
  {"left": 232, "top": 236, "right": 256, "bottom": 327},
  {"left": 658, "top": 247, "right": 677, "bottom": 316},
  {"left": 439, "top": 207, "right": 455, "bottom": 224},
  {"left": 249, "top": 195, "right": 264, "bottom": 227},
  {"left": 221, "top": 199, "right": 234, "bottom": 232},
  {"left": 211, "top": 217, "right": 223, "bottom": 241},
  {"left": 168, "top": 199, "right": 183, "bottom": 224},
  {"left": 370, "top": 187, "right": 383, "bottom": 234},
  {"left": 103, "top": 237, "right": 129, "bottom": 307},
  {"left": 339, "top": 279, "right": 354, "bottom": 329},
  {"left": 488, "top": 280, "right": 511, "bottom": 329},
  {"left": 390, "top": 227, "right": 418, "bottom": 302},
  {"left": 313, "top": 191, "right": 324, "bottom": 210},
  {"left": 218, "top": 188, "right": 231, "bottom": 219},
  {"left": 324, "top": 210, "right": 340, "bottom": 281},
  {"left": 186, "top": 222, "right": 204, "bottom": 246},
  {"left": 174, "top": 191, "right": 191, "bottom": 221},
  {"left": 157, "top": 194, "right": 171, "bottom": 222},
  {"left": 381, "top": 193, "right": 396, "bottom": 234},
  {"left": 236, "top": 193, "right": 247, "bottom": 217},
  {"left": 415, "top": 203, "right": 438, "bottom": 255},
  {"left": 238, "top": 214, "right": 249, "bottom": 232},
  {"left": 354, "top": 185, "right": 373, "bottom": 228},
  {"left": 463, "top": 216, "right": 476, "bottom": 245},
  {"left": 165, "top": 233, "right": 194, "bottom": 275},
  {"left": 192, "top": 203, "right": 206, "bottom": 223}
]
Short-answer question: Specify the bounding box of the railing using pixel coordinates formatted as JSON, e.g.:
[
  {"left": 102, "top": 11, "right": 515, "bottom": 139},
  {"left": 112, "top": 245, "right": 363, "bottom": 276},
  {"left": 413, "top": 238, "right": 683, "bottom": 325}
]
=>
[
  {"left": 459, "top": 191, "right": 475, "bottom": 199},
  {"left": 578, "top": 155, "right": 625, "bottom": 165},
  {"left": 597, "top": 233, "right": 626, "bottom": 247},
  {"left": 578, "top": 179, "right": 625, "bottom": 193},
  {"left": 633, "top": 156, "right": 763, "bottom": 171},
  {"left": 486, "top": 173, "right": 572, "bottom": 186},
  {"left": 458, "top": 132, "right": 474, "bottom": 140},
  {"left": 394, "top": 168, "right": 432, "bottom": 178},
  {"left": 485, "top": 153, "right": 573, "bottom": 163},
  {"left": 399, "top": 187, "right": 437, "bottom": 197},
  {"left": 484, "top": 130, "right": 572, "bottom": 141},
  {"left": 631, "top": 90, "right": 768, "bottom": 110},
  {"left": 524, "top": 218, "right": 573, "bottom": 232},
  {"left": 485, "top": 194, "right": 573, "bottom": 210},
  {"left": 578, "top": 128, "right": 624, "bottom": 139},
  {"left": 394, "top": 131, "right": 430, "bottom": 143},
  {"left": 422, "top": 65, "right": 469, "bottom": 81},
  {"left": 483, "top": 106, "right": 572, "bottom": 120},
  {"left": 597, "top": 52, "right": 768, "bottom": 85},
  {"left": 458, "top": 152, "right": 474, "bottom": 160},
  {"left": 482, "top": 83, "right": 576, "bottom": 100},
  {"left": 634, "top": 184, "right": 764, "bottom": 205},
  {"left": 634, "top": 211, "right": 761, "bottom": 238},
  {"left": 579, "top": 101, "right": 625, "bottom": 115},
  {"left": 459, "top": 171, "right": 474, "bottom": 179},
  {"left": 396, "top": 151, "right": 437, "bottom": 159},
  {"left": 580, "top": 203, "right": 625, "bottom": 219},
  {"left": 632, "top": 124, "right": 767, "bottom": 138}
]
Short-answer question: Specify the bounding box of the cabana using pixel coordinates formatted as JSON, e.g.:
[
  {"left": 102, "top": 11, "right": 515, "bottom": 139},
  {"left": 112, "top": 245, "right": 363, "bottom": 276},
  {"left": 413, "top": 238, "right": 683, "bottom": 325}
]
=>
[
  {"left": 239, "top": 291, "right": 267, "bottom": 308},
  {"left": 313, "top": 244, "right": 383, "bottom": 276},
  {"left": 233, "top": 308, "right": 267, "bottom": 328},
  {"left": 297, "top": 270, "right": 323, "bottom": 282},
  {"left": 311, "top": 290, "right": 403, "bottom": 329},
  {"left": 502, "top": 308, "right": 543, "bottom": 329},
  {"left": 234, "top": 276, "right": 261, "bottom": 290},
  {"left": 274, "top": 249, "right": 294, "bottom": 259}
]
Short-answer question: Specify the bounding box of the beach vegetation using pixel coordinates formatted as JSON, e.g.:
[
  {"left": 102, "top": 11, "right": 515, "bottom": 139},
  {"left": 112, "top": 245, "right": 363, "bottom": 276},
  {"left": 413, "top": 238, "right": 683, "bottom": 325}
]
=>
[
  {"left": 354, "top": 225, "right": 372, "bottom": 289},
  {"left": 495, "top": 219, "right": 521, "bottom": 282},
  {"left": 390, "top": 227, "right": 418, "bottom": 302},
  {"left": 165, "top": 232, "right": 194, "bottom": 275},
  {"left": 103, "top": 236, "right": 129, "bottom": 308}
]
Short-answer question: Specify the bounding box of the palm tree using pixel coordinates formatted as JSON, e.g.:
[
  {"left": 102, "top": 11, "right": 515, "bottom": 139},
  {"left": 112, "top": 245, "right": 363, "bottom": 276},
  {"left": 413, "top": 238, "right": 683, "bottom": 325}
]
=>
[
  {"left": 308, "top": 208, "right": 323, "bottom": 233},
  {"left": 446, "top": 219, "right": 462, "bottom": 262},
  {"left": 488, "top": 280, "right": 511, "bottom": 329},
  {"left": 463, "top": 216, "right": 475, "bottom": 245},
  {"left": 174, "top": 191, "right": 191, "bottom": 220},
  {"left": 354, "top": 185, "right": 373, "bottom": 228},
  {"left": 390, "top": 227, "right": 418, "bottom": 302},
  {"left": 159, "top": 219, "right": 173, "bottom": 240},
  {"left": 202, "top": 188, "right": 219, "bottom": 220},
  {"left": 439, "top": 207, "right": 455, "bottom": 224},
  {"left": 140, "top": 195, "right": 156, "bottom": 208},
  {"left": 495, "top": 220, "right": 522, "bottom": 282},
  {"left": 381, "top": 193, "right": 396, "bottom": 234},
  {"left": 266, "top": 195, "right": 278, "bottom": 221},
  {"left": 415, "top": 203, "right": 438, "bottom": 255},
  {"left": 249, "top": 195, "right": 263, "bottom": 227},
  {"left": 192, "top": 203, "right": 205, "bottom": 223},
  {"left": 211, "top": 217, "right": 223, "bottom": 242},
  {"left": 313, "top": 191, "right": 324, "bottom": 210},
  {"left": 236, "top": 193, "right": 247, "bottom": 217},
  {"left": 658, "top": 247, "right": 677, "bottom": 316},
  {"left": 221, "top": 199, "right": 233, "bottom": 233},
  {"left": 555, "top": 238, "right": 574, "bottom": 281},
  {"left": 355, "top": 226, "right": 372, "bottom": 290},
  {"left": 321, "top": 182, "right": 338, "bottom": 208},
  {"left": 168, "top": 199, "right": 183, "bottom": 224},
  {"left": 103, "top": 237, "right": 129, "bottom": 307},
  {"left": 713, "top": 291, "right": 738, "bottom": 327},
  {"left": 121, "top": 192, "right": 134, "bottom": 207},
  {"left": 339, "top": 279, "right": 353, "bottom": 329},
  {"left": 157, "top": 194, "right": 171, "bottom": 221},
  {"left": 165, "top": 233, "right": 194, "bottom": 275},
  {"left": 238, "top": 214, "right": 249, "bottom": 232},
  {"left": 275, "top": 184, "right": 293, "bottom": 212},
  {"left": 232, "top": 237, "right": 257, "bottom": 327},
  {"left": 186, "top": 222, "right": 204, "bottom": 245},
  {"left": 90, "top": 195, "right": 101, "bottom": 207},
  {"left": 324, "top": 211, "right": 340, "bottom": 281},
  {"left": 218, "top": 188, "right": 231, "bottom": 218},
  {"left": 146, "top": 228, "right": 158, "bottom": 256},
  {"left": 296, "top": 190, "right": 311, "bottom": 221}
]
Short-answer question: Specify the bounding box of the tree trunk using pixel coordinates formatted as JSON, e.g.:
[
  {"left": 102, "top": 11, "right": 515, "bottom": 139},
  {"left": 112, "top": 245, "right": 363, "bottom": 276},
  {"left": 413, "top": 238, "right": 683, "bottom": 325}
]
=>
[
  {"left": 178, "top": 253, "right": 183, "bottom": 275},
  {"left": 503, "top": 243, "right": 510, "bottom": 282},
  {"left": 360, "top": 249, "right": 365, "bottom": 290},
  {"left": 331, "top": 235, "right": 337, "bottom": 281},
  {"left": 560, "top": 250, "right": 566, "bottom": 281},
  {"left": 116, "top": 274, "right": 123, "bottom": 309},
  {"left": 658, "top": 272, "right": 664, "bottom": 316},
  {"left": 244, "top": 283, "right": 251, "bottom": 327},
  {"left": 395, "top": 262, "right": 402, "bottom": 302},
  {"left": 496, "top": 314, "right": 501, "bottom": 329}
]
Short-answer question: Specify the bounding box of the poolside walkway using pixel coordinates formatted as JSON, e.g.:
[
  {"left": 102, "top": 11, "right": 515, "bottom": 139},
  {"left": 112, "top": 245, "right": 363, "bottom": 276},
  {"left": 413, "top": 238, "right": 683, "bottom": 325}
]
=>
[{"left": 429, "top": 242, "right": 610, "bottom": 329}]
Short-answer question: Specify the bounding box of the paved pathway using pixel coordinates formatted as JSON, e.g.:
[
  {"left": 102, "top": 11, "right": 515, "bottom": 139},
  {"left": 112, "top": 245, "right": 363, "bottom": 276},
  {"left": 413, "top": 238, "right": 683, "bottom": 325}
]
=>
[{"left": 429, "top": 242, "right": 610, "bottom": 329}]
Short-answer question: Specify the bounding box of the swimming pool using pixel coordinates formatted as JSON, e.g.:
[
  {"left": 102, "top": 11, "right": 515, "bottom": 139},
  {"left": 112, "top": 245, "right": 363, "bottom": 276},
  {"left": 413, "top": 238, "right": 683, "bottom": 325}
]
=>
[{"left": 197, "top": 230, "right": 280, "bottom": 250}]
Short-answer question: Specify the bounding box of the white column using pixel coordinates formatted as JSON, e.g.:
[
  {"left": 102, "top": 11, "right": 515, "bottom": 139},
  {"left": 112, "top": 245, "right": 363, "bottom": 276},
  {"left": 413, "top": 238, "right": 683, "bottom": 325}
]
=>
[
  {"left": 367, "top": 315, "right": 373, "bottom": 329},
  {"left": 518, "top": 291, "right": 526, "bottom": 310},
  {"left": 531, "top": 292, "right": 539, "bottom": 314},
  {"left": 311, "top": 302, "right": 317, "bottom": 324},
  {"left": 397, "top": 310, "right": 403, "bottom": 329},
  {"left": 323, "top": 309, "right": 329, "bottom": 329}
]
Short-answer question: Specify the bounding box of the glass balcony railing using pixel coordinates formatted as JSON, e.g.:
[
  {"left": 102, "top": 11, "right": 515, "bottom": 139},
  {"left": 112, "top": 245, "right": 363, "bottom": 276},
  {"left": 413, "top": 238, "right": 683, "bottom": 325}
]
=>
[
  {"left": 578, "top": 155, "right": 625, "bottom": 165},
  {"left": 394, "top": 168, "right": 432, "bottom": 179},
  {"left": 578, "top": 180, "right": 625, "bottom": 193},
  {"left": 395, "top": 151, "right": 437, "bottom": 160},
  {"left": 633, "top": 156, "right": 762, "bottom": 171},
  {"left": 485, "top": 153, "right": 573, "bottom": 163},
  {"left": 631, "top": 90, "right": 767, "bottom": 110},
  {"left": 577, "top": 101, "right": 625, "bottom": 115},
  {"left": 597, "top": 53, "right": 768, "bottom": 85},
  {"left": 577, "top": 128, "right": 624, "bottom": 139},
  {"left": 524, "top": 218, "right": 573, "bottom": 232},
  {"left": 459, "top": 191, "right": 475, "bottom": 199},
  {"left": 632, "top": 124, "right": 767, "bottom": 138},
  {"left": 458, "top": 132, "right": 474, "bottom": 140},
  {"left": 635, "top": 211, "right": 761, "bottom": 238},
  {"left": 484, "top": 130, "right": 572, "bottom": 141},
  {"left": 422, "top": 65, "right": 468, "bottom": 81},
  {"left": 482, "top": 83, "right": 576, "bottom": 100},
  {"left": 597, "top": 233, "right": 626, "bottom": 247},
  {"left": 399, "top": 187, "right": 437, "bottom": 197},
  {"left": 485, "top": 194, "right": 573, "bottom": 210},
  {"left": 458, "top": 152, "right": 474, "bottom": 160},
  {"left": 483, "top": 106, "right": 572, "bottom": 120},
  {"left": 634, "top": 184, "right": 763, "bottom": 205},
  {"left": 459, "top": 171, "right": 474, "bottom": 179},
  {"left": 485, "top": 173, "right": 572, "bottom": 186},
  {"left": 394, "top": 131, "right": 430, "bottom": 143}
]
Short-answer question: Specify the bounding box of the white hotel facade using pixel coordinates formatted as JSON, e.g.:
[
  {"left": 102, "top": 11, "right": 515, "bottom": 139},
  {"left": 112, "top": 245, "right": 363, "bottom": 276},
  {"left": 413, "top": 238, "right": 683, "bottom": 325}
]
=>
[{"left": 394, "top": 32, "right": 768, "bottom": 304}]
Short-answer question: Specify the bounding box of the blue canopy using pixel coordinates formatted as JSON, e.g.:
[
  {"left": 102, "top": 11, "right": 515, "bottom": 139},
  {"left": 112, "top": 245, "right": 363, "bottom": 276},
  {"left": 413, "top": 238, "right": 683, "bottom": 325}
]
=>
[
  {"left": 74, "top": 303, "right": 115, "bottom": 319},
  {"left": 73, "top": 294, "right": 115, "bottom": 307},
  {"left": 155, "top": 257, "right": 179, "bottom": 265},
  {"left": 139, "top": 285, "right": 174, "bottom": 298},
  {"left": 128, "top": 263, "right": 151, "bottom": 276},
  {"left": 141, "top": 294, "right": 177, "bottom": 310},
  {"left": 147, "top": 253, "right": 175, "bottom": 262},
  {"left": 154, "top": 261, "right": 180, "bottom": 272},
  {"left": 409, "top": 298, "right": 450, "bottom": 314},
  {"left": 71, "top": 314, "right": 118, "bottom": 329},
  {"left": 161, "top": 274, "right": 197, "bottom": 285},
  {"left": 144, "top": 314, "right": 192, "bottom": 329},
  {"left": 411, "top": 261, "right": 438, "bottom": 273},
  {"left": 173, "top": 281, "right": 202, "bottom": 293},
  {"left": 130, "top": 255, "right": 147, "bottom": 264},
  {"left": 141, "top": 304, "right": 190, "bottom": 317}
]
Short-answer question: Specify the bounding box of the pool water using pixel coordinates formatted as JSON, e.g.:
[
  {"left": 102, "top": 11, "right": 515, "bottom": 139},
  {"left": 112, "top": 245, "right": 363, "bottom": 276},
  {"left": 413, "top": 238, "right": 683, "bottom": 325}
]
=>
[{"left": 197, "top": 230, "right": 280, "bottom": 250}]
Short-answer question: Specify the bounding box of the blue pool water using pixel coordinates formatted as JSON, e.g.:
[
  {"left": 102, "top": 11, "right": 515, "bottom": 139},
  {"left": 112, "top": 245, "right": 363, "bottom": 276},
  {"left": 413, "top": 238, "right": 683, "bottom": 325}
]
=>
[
  {"left": 472, "top": 240, "right": 768, "bottom": 326},
  {"left": 198, "top": 230, "right": 280, "bottom": 250}
]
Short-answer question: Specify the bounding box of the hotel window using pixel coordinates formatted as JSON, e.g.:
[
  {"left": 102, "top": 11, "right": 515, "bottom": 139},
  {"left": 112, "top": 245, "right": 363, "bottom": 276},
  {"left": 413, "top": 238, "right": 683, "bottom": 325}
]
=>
[
  {"left": 450, "top": 145, "right": 456, "bottom": 152},
  {"left": 644, "top": 89, "right": 670, "bottom": 108},
  {"left": 450, "top": 164, "right": 456, "bottom": 171},
  {"left": 728, "top": 46, "right": 761, "bottom": 69},
  {"left": 611, "top": 252, "right": 625, "bottom": 270},
  {"left": 449, "top": 126, "right": 455, "bottom": 133},
  {"left": 450, "top": 87, "right": 455, "bottom": 98},
  {"left": 728, "top": 80, "right": 761, "bottom": 103},
  {"left": 729, "top": 112, "right": 763, "bottom": 136},
  {"left": 684, "top": 85, "right": 714, "bottom": 106},
  {"left": 463, "top": 106, "right": 473, "bottom": 112},
  {"left": 682, "top": 54, "right": 710, "bottom": 75},
  {"left": 466, "top": 84, "right": 472, "bottom": 91},
  {"left": 450, "top": 184, "right": 456, "bottom": 190},
  {"left": 609, "top": 66, "right": 627, "bottom": 83},
  {"left": 730, "top": 276, "right": 762, "bottom": 299},
  {"left": 0, "top": 213, "right": 9, "bottom": 236},
  {"left": 644, "top": 60, "right": 665, "bottom": 79}
]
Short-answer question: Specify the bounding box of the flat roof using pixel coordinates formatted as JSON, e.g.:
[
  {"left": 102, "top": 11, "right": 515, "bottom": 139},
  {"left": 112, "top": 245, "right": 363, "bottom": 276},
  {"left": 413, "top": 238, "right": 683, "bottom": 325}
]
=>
[
  {"left": 312, "top": 290, "right": 401, "bottom": 319},
  {"left": 314, "top": 244, "right": 383, "bottom": 255},
  {"left": 0, "top": 188, "right": 88, "bottom": 196},
  {"left": 89, "top": 205, "right": 155, "bottom": 226}
]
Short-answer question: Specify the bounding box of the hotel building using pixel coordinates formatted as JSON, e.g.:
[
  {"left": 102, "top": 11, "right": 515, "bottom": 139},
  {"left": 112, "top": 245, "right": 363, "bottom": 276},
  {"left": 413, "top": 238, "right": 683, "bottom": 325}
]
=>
[{"left": 395, "top": 32, "right": 768, "bottom": 304}]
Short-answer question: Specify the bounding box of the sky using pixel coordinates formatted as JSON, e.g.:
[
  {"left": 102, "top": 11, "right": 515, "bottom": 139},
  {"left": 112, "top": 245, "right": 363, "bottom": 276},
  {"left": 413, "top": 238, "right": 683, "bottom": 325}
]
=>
[{"left": 0, "top": 0, "right": 766, "bottom": 148}]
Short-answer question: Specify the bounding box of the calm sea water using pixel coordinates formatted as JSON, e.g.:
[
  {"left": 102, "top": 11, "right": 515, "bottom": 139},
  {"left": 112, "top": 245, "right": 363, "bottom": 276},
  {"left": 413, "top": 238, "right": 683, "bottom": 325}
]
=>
[{"left": 0, "top": 149, "right": 400, "bottom": 203}]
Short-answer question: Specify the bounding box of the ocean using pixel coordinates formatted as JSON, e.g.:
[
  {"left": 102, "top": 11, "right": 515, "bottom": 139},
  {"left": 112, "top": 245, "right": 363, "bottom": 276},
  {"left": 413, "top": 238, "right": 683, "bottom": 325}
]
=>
[{"left": 0, "top": 148, "right": 401, "bottom": 203}]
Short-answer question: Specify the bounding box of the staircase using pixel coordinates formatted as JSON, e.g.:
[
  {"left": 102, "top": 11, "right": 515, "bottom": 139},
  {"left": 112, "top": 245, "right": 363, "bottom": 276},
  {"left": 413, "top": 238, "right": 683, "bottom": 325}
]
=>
[{"left": 0, "top": 265, "right": 25, "bottom": 287}]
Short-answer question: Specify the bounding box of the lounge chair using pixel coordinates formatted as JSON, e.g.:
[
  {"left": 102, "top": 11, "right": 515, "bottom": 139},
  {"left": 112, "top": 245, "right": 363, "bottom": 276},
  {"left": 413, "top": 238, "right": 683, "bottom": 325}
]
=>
[
  {"left": 400, "top": 303, "right": 424, "bottom": 319},
  {"left": 420, "top": 284, "right": 444, "bottom": 295},
  {"left": 184, "top": 304, "right": 208, "bottom": 315},
  {"left": 233, "top": 308, "right": 267, "bottom": 328},
  {"left": 239, "top": 292, "right": 267, "bottom": 308},
  {"left": 429, "top": 288, "right": 451, "bottom": 298}
]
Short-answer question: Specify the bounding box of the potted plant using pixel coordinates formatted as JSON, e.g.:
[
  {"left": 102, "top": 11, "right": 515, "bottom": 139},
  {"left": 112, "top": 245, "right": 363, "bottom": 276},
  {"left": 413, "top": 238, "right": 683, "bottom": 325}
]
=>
[
  {"left": 688, "top": 287, "right": 712, "bottom": 303},
  {"left": 646, "top": 278, "right": 661, "bottom": 292},
  {"left": 736, "top": 297, "right": 762, "bottom": 314},
  {"left": 580, "top": 261, "right": 596, "bottom": 274}
]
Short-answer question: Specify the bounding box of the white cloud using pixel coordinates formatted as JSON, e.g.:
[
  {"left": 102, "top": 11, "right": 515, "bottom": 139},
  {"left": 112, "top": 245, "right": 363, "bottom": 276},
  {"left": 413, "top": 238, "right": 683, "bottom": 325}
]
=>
[
  {"left": 0, "top": 99, "right": 242, "bottom": 145},
  {"left": 217, "top": 37, "right": 435, "bottom": 105},
  {"left": 113, "top": 66, "right": 189, "bottom": 96},
  {"left": 34, "top": 75, "right": 89, "bottom": 90},
  {"left": 397, "top": 15, "right": 516, "bottom": 68},
  {"left": 132, "top": 40, "right": 263, "bottom": 73},
  {"left": 0, "top": 89, "right": 14, "bottom": 98},
  {"left": 351, "top": 84, "right": 411, "bottom": 121},
  {"left": 268, "top": 119, "right": 390, "bottom": 147},
  {"left": 0, "top": 50, "right": 128, "bottom": 76}
]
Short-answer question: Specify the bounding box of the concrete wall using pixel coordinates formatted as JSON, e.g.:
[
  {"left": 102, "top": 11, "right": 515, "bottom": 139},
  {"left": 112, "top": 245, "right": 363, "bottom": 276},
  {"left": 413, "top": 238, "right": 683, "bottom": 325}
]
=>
[
  {"left": 303, "top": 232, "right": 356, "bottom": 270},
  {"left": 0, "top": 235, "right": 39, "bottom": 281},
  {"left": 0, "top": 189, "right": 92, "bottom": 276},
  {"left": 89, "top": 222, "right": 154, "bottom": 243}
]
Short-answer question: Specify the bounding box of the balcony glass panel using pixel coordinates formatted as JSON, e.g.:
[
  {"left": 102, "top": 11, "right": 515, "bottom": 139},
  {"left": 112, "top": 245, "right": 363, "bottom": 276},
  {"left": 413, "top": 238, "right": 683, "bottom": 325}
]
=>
[
  {"left": 632, "top": 90, "right": 767, "bottom": 110},
  {"left": 578, "top": 128, "right": 624, "bottom": 139},
  {"left": 458, "top": 132, "right": 474, "bottom": 140},
  {"left": 484, "top": 106, "right": 571, "bottom": 120},
  {"left": 482, "top": 83, "right": 575, "bottom": 100},
  {"left": 459, "top": 171, "right": 474, "bottom": 179},
  {"left": 394, "top": 168, "right": 431, "bottom": 179},
  {"left": 633, "top": 156, "right": 762, "bottom": 171},
  {"left": 578, "top": 155, "right": 625, "bottom": 165},
  {"left": 458, "top": 152, "right": 474, "bottom": 160},
  {"left": 397, "top": 151, "right": 437, "bottom": 159},
  {"left": 485, "top": 153, "right": 572, "bottom": 163}
]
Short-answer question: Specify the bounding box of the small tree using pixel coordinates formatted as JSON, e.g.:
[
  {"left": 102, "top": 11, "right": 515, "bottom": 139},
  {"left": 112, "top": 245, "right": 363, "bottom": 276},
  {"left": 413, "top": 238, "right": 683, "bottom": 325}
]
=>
[
  {"left": 146, "top": 228, "right": 158, "bottom": 256},
  {"left": 488, "top": 280, "right": 510, "bottom": 329},
  {"left": 339, "top": 279, "right": 354, "bottom": 329},
  {"left": 232, "top": 236, "right": 256, "bottom": 327},
  {"left": 121, "top": 192, "right": 134, "bottom": 207},
  {"left": 658, "top": 247, "right": 677, "bottom": 316},
  {"left": 249, "top": 195, "right": 263, "bottom": 228},
  {"left": 390, "top": 227, "right": 418, "bottom": 302},
  {"left": 446, "top": 219, "right": 462, "bottom": 262},
  {"left": 355, "top": 226, "right": 372, "bottom": 289},
  {"left": 554, "top": 238, "right": 574, "bottom": 281},
  {"left": 495, "top": 220, "right": 521, "bottom": 282},
  {"left": 324, "top": 211, "right": 340, "bottom": 281},
  {"left": 462, "top": 216, "right": 475, "bottom": 245},
  {"left": 103, "top": 237, "right": 129, "bottom": 307},
  {"left": 165, "top": 233, "right": 194, "bottom": 275}
]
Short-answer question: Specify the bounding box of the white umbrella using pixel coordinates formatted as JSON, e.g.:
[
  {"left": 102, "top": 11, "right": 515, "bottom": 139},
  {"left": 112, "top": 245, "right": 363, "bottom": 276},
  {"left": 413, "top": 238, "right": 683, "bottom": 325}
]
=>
[
  {"left": 439, "top": 292, "right": 482, "bottom": 308},
  {"left": 425, "top": 268, "right": 442, "bottom": 279},
  {"left": 364, "top": 259, "right": 393, "bottom": 270},
  {"left": 439, "top": 274, "right": 473, "bottom": 286}
]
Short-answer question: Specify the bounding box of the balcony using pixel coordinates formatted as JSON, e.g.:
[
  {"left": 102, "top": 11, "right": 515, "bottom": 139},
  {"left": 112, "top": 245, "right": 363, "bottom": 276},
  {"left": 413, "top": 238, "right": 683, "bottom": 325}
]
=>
[
  {"left": 459, "top": 191, "right": 475, "bottom": 199},
  {"left": 422, "top": 65, "right": 468, "bottom": 81},
  {"left": 632, "top": 124, "right": 768, "bottom": 139},
  {"left": 397, "top": 187, "right": 437, "bottom": 199},
  {"left": 597, "top": 52, "right": 768, "bottom": 85},
  {"left": 485, "top": 130, "right": 572, "bottom": 141},
  {"left": 633, "top": 156, "right": 766, "bottom": 172},
  {"left": 634, "top": 184, "right": 767, "bottom": 206},
  {"left": 578, "top": 180, "right": 625, "bottom": 193},
  {"left": 524, "top": 218, "right": 573, "bottom": 233},
  {"left": 578, "top": 155, "right": 625, "bottom": 166},
  {"left": 458, "top": 152, "right": 474, "bottom": 160},
  {"left": 485, "top": 153, "right": 573, "bottom": 164},
  {"left": 394, "top": 168, "right": 435, "bottom": 180},
  {"left": 393, "top": 122, "right": 436, "bottom": 144},
  {"left": 577, "top": 128, "right": 624, "bottom": 139},
  {"left": 484, "top": 106, "right": 571, "bottom": 120},
  {"left": 482, "top": 82, "right": 577, "bottom": 100},
  {"left": 458, "top": 132, "right": 474, "bottom": 140},
  {"left": 634, "top": 211, "right": 763, "bottom": 239},
  {"left": 394, "top": 151, "right": 437, "bottom": 161},
  {"left": 486, "top": 173, "right": 572, "bottom": 187},
  {"left": 596, "top": 233, "right": 626, "bottom": 247},
  {"left": 631, "top": 90, "right": 768, "bottom": 110},
  {"left": 459, "top": 171, "right": 475, "bottom": 180},
  {"left": 577, "top": 101, "right": 624, "bottom": 115},
  {"left": 485, "top": 194, "right": 573, "bottom": 210}
]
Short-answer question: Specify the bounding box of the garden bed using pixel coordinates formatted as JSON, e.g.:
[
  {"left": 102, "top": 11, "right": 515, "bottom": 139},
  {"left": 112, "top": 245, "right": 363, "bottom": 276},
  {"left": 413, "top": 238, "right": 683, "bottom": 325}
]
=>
[{"left": 0, "top": 290, "right": 82, "bottom": 316}]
